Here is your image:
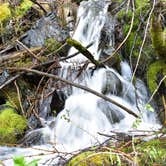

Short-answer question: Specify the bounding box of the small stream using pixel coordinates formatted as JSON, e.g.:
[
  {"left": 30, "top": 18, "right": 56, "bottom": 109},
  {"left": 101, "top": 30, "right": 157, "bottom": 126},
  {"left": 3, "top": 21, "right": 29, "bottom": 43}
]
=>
[{"left": 0, "top": 0, "right": 161, "bottom": 165}]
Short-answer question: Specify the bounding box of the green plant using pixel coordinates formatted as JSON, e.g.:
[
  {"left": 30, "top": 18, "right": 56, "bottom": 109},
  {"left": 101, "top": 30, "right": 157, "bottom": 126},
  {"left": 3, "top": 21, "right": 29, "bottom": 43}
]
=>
[
  {"left": 13, "top": 156, "right": 39, "bottom": 166},
  {"left": 136, "top": 139, "right": 166, "bottom": 165},
  {"left": 0, "top": 107, "right": 27, "bottom": 144},
  {"left": 14, "top": 0, "right": 33, "bottom": 18}
]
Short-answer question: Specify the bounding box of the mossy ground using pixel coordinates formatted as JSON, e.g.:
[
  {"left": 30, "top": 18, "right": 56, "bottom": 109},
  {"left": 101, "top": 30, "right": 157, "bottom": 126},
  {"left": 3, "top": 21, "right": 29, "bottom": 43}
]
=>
[{"left": 68, "top": 138, "right": 166, "bottom": 166}]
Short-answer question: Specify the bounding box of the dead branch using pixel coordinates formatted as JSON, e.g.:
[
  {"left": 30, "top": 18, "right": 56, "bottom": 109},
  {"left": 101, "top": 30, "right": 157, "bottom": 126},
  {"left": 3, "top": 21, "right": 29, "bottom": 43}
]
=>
[
  {"left": 14, "top": 80, "right": 25, "bottom": 116},
  {"left": 30, "top": 0, "right": 47, "bottom": 14},
  {"left": 16, "top": 40, "right": 42, "bottom": 63},
  {"left": 9, "top": 68, "right": 139, "bottom": 118},
  {"left": 0, "top": 74, "right": 21, "bottom": 90}
]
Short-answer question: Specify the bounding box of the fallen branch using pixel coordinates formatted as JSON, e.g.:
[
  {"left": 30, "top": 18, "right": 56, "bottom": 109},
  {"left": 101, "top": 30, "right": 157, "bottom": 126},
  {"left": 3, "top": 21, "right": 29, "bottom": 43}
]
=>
[
  {"left": 30, "top": 0, "right": 47, "bottom": 14},
  {"left": 66, "top": 38, "right": 105, "bottom": 68},
  {"left": 0, "top": 47, "right": 42, "bottom": 68},
  {"left": 0, "top": 74, "right": 21, "bottom": 90},
  {"left": 10, "top": 68, "right": 139, "bottom": 118}
]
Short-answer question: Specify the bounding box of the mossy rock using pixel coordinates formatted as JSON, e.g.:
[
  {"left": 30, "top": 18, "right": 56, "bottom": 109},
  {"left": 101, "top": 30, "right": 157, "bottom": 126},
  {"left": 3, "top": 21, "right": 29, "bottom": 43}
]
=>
[
  {"left": 147, "top": 60, "right": 166, "bottom": 92},
  {"left": 68, "top": 136, "right": 166, "bottom": 166},
  {"left": 0, "top": 107, "right": 27, "bottom": 144},
  {"left": 67, "top": 148, "right": 127, "bottom": 166}
]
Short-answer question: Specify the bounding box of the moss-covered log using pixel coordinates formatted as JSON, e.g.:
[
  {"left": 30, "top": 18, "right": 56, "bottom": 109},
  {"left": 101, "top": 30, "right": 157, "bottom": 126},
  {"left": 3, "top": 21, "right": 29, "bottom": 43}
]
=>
[
  {"left": 66, "top": 38, "right": 105, "bottom": 68},
  {"left": 150, "top": 2, "right": 166, "bottom": 58}
]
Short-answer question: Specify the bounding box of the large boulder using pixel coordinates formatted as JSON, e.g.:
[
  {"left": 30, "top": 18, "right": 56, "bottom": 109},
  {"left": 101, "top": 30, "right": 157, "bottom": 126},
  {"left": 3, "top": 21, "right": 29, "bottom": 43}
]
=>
[{"left": 20, "top": 12, "right": 69, "bottom": 48}]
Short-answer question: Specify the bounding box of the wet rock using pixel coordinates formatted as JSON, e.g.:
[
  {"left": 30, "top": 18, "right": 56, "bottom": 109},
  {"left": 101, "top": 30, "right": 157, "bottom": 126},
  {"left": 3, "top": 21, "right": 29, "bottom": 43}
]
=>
[
  {"left": 20, "top": 12, "right": 69, "bottom": 48},
  {"left": 19, "top": 118, "right": 55, "bottom": 146},
  {"left": 102, "top": 70, "right": 122, "bottom": 95},
  {"left": 18, "top": 129, "right": 44, "bottom": 146},
  {"left": 98, "top": 100, "right": 125, "bottom": 124},
  {"left": 98, "top": 13, "right": 115, "bottom": 58},
  {"left": 0, "top": 70, "right": 9, "bottom": 86},
  {"left": 27, "top": 115, "right": 41, "bottom": 129}
]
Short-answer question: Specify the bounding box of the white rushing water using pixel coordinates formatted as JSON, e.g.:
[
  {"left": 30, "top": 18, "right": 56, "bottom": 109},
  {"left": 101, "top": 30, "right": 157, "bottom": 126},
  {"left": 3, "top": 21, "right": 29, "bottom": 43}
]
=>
[{"left": 0, "top": 0, "right": 161, "bottom": 165}]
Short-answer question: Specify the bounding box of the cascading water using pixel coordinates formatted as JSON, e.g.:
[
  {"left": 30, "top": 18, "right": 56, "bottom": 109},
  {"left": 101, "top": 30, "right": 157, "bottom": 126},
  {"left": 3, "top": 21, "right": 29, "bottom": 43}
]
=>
[
  {"left": 0, "top": 0, "right": 161, "bottom": 165},
  {"left": 53, "top": 0, "right": 160, "bottom": 151}
]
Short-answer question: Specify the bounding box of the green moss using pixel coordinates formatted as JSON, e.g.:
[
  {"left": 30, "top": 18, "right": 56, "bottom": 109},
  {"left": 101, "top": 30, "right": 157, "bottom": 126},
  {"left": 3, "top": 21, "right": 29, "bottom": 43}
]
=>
[
  {"left": 67, "top": 38, "right": 104, "bottom": 67},
  {"left": 14, "top": 0, "right": 33, "bottom": 18},
  {"left": 117, "top": 0, "right": 151, "bottom": 60},
  {"left": 44, "top": 38, "right": 62, "bottom": 54},
  {"left": 0, "top": 107, "right": 27, "bottom": 144},
  {"left": 0, "top": 0, "right": 33, "bottom": 22},
  {"left": 68, "top": 151, "right": 111, "bottom": 166},
  {"left": 147, "top": 60, "right": 166, "bottom": 92},
  {"left": 68, "top": 137, "right": 166, "bottom": 166},
  {"left": 0, "top": 3, "right": 11, "bottom": 22}
]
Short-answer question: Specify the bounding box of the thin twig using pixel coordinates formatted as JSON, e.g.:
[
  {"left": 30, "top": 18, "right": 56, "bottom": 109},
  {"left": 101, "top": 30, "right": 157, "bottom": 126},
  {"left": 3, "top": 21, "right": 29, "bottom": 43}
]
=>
[
  {"left": 14, "top": 80, "right": 25, "bottom": 116},
  {"left": 146, "top": 75, "right": 166, "bottom": 104},
  {"left": 16, "top": 40, "right": 41, "bottom": 62}
]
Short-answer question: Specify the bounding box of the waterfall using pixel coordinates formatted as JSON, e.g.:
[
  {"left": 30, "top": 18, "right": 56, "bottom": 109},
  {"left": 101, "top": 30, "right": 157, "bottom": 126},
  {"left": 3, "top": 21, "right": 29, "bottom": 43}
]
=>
[
  {"left": 0, "top": 0, "right": 161, "bottom": 165},
  {"left": 53, "top": 0, "right": 160, "bottom": 151}
]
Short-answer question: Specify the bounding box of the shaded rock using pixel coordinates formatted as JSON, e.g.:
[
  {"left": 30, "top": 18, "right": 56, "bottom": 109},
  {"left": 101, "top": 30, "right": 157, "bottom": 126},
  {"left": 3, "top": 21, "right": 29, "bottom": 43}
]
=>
[
  {"left": 20, "top": 12, "right": 69, "bottom": 48},
  {"left": 50, "top": 90, "right": 67, "bottom": 114}
]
